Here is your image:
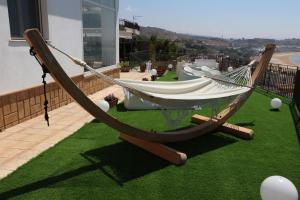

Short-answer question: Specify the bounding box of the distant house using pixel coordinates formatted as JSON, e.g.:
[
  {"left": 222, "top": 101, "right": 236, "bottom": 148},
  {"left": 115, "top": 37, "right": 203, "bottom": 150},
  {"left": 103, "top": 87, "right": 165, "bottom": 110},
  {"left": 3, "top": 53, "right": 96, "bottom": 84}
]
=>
[
  {"left": 0, "top": 0, "right": 120, "bottom": 131},
  {"left": 119, "top": 19, "right": 140, "bottom": 61}
]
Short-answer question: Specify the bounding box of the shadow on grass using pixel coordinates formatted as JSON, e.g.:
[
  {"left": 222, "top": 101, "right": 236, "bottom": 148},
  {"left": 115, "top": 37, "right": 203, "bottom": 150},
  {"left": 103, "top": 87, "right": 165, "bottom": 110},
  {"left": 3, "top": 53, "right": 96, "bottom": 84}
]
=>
[
  {"left": 0, "top": 164, "right": 100, "bottom": 199},
  {"left": 84, "top": 133, "right": 237, "bottom": 183},
  {"left": 269, "top": 108, "right": 280, "bottom": 112},
  {"left": 116, "top": 103, "right": 160, "bottom": 113},
  {"left": 91, "top": 119, "right": 102, "bottom": 123},
  {"left": 116, "top": 103, "right": 128, "bottom": 112},
  {"left": 0, "top": 133, "right": 237, "bottom": 199},
  {"left": 289, "top": 102, "right": 300, "bottom": 144},
  {"left": 235, "top": 121, "right": 255, "bottom": 127}
]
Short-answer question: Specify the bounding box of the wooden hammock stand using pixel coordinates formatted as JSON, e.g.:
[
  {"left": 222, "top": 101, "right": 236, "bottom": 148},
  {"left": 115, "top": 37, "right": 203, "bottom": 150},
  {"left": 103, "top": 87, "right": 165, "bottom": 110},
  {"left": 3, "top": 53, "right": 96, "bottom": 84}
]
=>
[{"left": 24, "top": 29, "right": 275, "bottom": 165}]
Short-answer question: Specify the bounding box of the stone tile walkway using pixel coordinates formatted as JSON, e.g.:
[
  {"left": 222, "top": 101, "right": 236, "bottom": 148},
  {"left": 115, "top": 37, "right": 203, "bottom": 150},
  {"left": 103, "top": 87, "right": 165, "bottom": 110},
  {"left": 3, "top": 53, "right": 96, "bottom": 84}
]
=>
[{"left": 0, "top": 71, "right": 150, "bottom": 179}]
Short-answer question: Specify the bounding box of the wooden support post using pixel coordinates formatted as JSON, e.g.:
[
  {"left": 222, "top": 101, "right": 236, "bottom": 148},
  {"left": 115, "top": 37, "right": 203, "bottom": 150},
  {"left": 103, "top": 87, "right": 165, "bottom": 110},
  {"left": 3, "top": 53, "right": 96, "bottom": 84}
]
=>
[
  {"left": 120, "top": 133, "right": 187, "bottom": 165},
  {"left": 192, "top": 114, "right": 254, "bottom": 139}
]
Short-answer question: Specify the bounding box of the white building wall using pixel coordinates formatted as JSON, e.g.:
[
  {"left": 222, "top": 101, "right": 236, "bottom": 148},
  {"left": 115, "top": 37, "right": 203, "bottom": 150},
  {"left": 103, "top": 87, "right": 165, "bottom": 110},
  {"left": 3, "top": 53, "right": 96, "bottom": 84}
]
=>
[
  {"left": 115, "top": 0, "right": 120, "bottom": 64},
  {"left": 47, "top": 0, "right": 83, "bottom": 76},
  {"left": 0, "top": 0, "right": 83, "bottom": 95}
]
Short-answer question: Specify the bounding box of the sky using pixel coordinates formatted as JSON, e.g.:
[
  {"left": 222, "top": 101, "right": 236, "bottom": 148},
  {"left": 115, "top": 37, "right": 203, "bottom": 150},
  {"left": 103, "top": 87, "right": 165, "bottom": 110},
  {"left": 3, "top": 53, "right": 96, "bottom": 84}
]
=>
[{"left": 119, "top": 0, "right": 300, "bottom": 39}]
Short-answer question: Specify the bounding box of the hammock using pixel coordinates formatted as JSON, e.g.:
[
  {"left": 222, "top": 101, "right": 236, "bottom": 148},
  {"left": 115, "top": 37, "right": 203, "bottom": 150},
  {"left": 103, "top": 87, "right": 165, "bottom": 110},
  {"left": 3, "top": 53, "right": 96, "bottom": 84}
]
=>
[
  {"left": 124, "top": 65, "right": 252, "bottom": 110},
  {"left": 46, "top": 43, "right": 252, "bottom": 109},
  {"left": 24, "top": 29, "right": 275, "bottom": 144},
  {"left": 119, "top": 72, "right": 251, "bottom": 109}
]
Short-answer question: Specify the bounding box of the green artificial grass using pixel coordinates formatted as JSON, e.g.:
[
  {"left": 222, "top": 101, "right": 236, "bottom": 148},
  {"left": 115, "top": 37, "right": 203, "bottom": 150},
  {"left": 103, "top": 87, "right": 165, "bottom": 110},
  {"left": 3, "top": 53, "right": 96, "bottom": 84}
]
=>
[
  {"left": 157, "top": 71, "right": 178, "bottom": 82},
  {"left": 0, "top": 72, "right": 299, "bottom": 200}
]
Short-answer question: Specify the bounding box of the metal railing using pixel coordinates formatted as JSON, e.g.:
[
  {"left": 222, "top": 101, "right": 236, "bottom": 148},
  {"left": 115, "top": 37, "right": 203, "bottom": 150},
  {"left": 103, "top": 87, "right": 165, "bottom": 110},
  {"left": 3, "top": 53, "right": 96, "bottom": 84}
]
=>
[
  {"left": 293, "top": 70, "right": 300, "bottom": 110},
  {"left": 256, "top": 63, "right": 299, "bottom": 98}
]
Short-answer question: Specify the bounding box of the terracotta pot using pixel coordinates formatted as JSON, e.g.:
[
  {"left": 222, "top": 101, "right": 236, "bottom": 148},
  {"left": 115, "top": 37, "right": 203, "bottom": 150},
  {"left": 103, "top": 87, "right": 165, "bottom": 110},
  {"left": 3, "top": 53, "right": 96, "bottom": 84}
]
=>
[
  {"left": 140, "top": 64, "right": 146, "bottom": 72},
  {"left": 157, "top": 66, "right": 166, "bottom": 77}
]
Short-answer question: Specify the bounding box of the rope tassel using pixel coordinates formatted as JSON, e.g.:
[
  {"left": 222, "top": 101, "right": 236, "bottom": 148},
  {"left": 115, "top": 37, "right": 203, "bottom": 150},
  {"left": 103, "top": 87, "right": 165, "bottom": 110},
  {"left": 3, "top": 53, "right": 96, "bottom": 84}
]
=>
[
  {"left": 29, "top": 47, "right": 50, "bottom": 126},
  {"left": 42, "top": 69, "right": 50, "bottom": 126}
]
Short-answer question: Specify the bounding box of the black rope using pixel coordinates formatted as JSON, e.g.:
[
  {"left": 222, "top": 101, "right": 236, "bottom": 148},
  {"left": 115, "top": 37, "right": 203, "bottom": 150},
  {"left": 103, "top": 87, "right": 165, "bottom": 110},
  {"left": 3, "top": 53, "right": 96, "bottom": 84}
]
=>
[{"left": 29, "top": 47, "right": 50, "bottom": 126}]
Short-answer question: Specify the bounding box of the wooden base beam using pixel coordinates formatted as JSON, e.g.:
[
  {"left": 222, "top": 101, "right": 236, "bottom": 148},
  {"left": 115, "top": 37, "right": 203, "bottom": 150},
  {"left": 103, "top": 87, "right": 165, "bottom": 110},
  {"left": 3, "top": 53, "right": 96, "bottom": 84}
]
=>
[
  {"left": 120, "top": 133, "right": 187, "bottom": 165},
  {"left": 192, "top": 114, "right": 254, "bottom": 139}
]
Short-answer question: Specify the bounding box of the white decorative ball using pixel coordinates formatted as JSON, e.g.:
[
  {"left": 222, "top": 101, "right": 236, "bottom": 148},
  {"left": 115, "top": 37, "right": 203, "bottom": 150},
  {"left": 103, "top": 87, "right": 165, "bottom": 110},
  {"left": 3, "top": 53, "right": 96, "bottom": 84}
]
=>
[
  {"left": 228, "top": 66, "right": 233, "bottom": 72},
  {"left": 168, "top": 64, "right": 173, "bottom": 69},
  {"left": 150, "top": 69, "right": 157, "bottom": 76},
  {"left": 98, "top": 100, "right": 110, "bottom": 112},
  {"left": 271, "top": 98, "right": 282, "bottom": 109},
  {"left": 260, "top": 176, "right": 298, "bottom": 200}
]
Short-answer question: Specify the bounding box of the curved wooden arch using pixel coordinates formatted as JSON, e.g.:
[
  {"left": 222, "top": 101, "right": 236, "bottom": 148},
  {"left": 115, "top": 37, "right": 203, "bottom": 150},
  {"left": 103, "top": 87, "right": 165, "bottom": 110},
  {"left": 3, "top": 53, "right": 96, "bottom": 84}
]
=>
[{"left": 24, "top": 29, "right": 275, "bottom": 143}]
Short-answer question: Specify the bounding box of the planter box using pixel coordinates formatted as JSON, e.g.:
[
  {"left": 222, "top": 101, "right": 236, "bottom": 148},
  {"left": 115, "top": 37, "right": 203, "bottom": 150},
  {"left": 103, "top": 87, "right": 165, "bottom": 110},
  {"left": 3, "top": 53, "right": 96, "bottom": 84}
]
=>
[{"left": 121, "top": 67, "right": 130, "bottom": 72}]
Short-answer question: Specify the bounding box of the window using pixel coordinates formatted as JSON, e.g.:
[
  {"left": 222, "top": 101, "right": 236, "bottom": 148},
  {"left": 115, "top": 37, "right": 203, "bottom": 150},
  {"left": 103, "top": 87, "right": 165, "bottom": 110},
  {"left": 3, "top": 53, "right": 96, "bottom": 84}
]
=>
[
  {"left": 7, "top": 0, "right": 41, "bottom": 39},
  {"left": 85, "top": 0, "right": 115, "bottom": 9},
  {"left": 101, "top": 0, "right": 115, "bottom": 8},
  {"left": 82, "top": 0, "right": 116, "bottom": 68}
]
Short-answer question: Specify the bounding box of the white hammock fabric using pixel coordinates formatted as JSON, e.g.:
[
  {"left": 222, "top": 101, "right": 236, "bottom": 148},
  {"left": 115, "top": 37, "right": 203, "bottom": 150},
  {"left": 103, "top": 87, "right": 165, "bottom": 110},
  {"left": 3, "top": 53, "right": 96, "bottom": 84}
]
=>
[
  {"left": 194, "top": 59, "right": 219, "bottom": 69},
  {"left": 118, "top": 75, "right": 250, "bottom": 109},
  {"left": 177, "top": 60, "right": 219, "bottom": 80},
  {"left": 179, "top": 65, "right": 221, "bottom": 81}
]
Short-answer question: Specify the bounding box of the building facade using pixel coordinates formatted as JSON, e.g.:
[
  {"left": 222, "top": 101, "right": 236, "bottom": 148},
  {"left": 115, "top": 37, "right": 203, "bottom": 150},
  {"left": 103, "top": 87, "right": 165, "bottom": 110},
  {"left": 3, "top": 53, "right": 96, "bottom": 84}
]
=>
[
  {"left": 0, "top": 0, "right": 120, "bottom": 131},
  {"left": 119, "top": 18, "right": 140, "bottom": 61}
]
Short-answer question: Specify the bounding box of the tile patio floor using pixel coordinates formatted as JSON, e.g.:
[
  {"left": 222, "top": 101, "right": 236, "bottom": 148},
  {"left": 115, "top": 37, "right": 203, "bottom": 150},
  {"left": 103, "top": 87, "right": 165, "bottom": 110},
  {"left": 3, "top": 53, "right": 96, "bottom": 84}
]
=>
[{"left": 0, "top": 71, "right": 150, "bottom": 179}]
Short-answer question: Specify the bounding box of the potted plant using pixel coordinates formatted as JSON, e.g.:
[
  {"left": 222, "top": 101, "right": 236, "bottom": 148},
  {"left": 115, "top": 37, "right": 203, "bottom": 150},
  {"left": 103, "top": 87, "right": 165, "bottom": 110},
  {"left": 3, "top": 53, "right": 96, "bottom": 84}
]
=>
[
  {"left": 120, "top": 61, "right": 130, "bottom": 72},
  {"left": 151, "top": 75, "right": 157, "bottom": 81},
  {"left": 157, "top": 66, "right": 167, "bottom": 77},
  {"left": 139, "top": 63, "right": 146, "bottom": 72},
  {"left": 104, "top": 94, "right": 119, "bottom": 108}
]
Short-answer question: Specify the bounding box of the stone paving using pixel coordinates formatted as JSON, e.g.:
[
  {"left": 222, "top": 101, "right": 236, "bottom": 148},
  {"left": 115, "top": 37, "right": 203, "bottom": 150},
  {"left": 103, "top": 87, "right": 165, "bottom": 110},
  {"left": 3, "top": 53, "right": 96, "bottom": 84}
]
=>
[{"left": 0, "top": 71, "right": 150, "bottom": 179}]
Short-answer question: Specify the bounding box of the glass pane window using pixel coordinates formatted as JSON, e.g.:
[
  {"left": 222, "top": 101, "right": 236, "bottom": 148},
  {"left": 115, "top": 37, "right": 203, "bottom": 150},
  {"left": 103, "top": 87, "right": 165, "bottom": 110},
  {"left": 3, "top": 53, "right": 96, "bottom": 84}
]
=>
[
  {"left": 7, "top": 0, "right": 41, "bottom": 38},
  {"left": 83, "top": 0, "right": 103, "bottom": 68},
  {"left": 101, "top": 0, "right": 115, "bottom": 8},
  {"left": 86, "top": 0, "right": 115, "bottom": 8},
  {"left": 101, "top": 7, "right": 116, "bottom": 66},
  {"left": 83, "top": 36, "right": 102, "bottom": 65},
  {"left": 82, "top": 0, "right": 116, "bottom": 68}
]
